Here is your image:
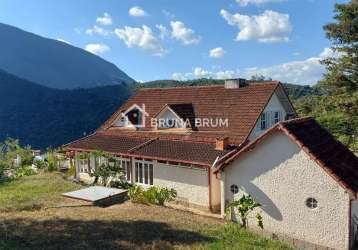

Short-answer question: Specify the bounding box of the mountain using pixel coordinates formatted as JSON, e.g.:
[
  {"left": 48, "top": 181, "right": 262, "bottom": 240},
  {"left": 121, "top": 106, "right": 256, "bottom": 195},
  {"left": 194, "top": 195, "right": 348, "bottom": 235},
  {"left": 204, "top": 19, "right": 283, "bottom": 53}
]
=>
[
  {"left": 0, "top": 23, "right": 134, "bottom": 89},
  {"left": 0, "top": 69, "right": 133, "bottom": 149}
]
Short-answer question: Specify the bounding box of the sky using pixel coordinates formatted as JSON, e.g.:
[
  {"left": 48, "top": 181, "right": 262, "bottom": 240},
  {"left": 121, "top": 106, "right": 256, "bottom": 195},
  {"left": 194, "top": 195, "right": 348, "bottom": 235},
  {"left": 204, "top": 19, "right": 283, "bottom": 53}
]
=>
[{"left": 0, "top": 0, "right": 348, "bottom": 85}]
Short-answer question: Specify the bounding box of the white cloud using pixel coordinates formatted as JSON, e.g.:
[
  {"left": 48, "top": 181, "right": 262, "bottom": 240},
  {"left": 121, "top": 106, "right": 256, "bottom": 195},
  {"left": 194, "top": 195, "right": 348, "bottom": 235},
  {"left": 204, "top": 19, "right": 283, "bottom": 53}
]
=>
[
  {"left": 129, "top": 6, "right": 147, "bottom": 17},
  {"left": 114, "top": 25, "right": 166, "bottom": 56},
  {"left": 156, "top": 24, "right": 169, "bottom": 39},
  {"left": 170, "top": 21, "right": 201, "bottom": 45},
  {"left": 56, "top": 38, "right": 71, "bottom": 45},
  {"left": 209, "top": 47, "right": 226, "bottom": 58},
  {"left": 96, "top": 13, "right": 112, "bottom": 25},
  {"left": 319, "top": 47, "right": 343, "bottom": 59},
  {"left": 162, "top": 9, "right": 175, "bottom": 19},
  {"left": 172, "top": 67, "right": 239, "bottom": 81},
  {"left": 171, "top": 48, "right": 335, "bottom": 85},
  {"left": 85, "top": 25, "right": 110, "bottom": 36},
  {"left": 85, "top": 43, "right": 110, "bottom": 55},
  {"left": 236, "top": 0, "right": 285, "bottom": 6},
  {"left": 292, "top": 52, "right": 300, "bottom": 56},
  {"left": 220, "top": 9, "right": 292, "bottom": 43}
]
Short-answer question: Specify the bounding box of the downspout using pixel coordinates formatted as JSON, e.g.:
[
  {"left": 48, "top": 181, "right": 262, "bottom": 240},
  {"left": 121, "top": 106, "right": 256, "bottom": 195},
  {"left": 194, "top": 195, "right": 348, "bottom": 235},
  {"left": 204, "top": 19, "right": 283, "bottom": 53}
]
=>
[{"left": 208, "top": 166, "right": 212, "bottom": 212}]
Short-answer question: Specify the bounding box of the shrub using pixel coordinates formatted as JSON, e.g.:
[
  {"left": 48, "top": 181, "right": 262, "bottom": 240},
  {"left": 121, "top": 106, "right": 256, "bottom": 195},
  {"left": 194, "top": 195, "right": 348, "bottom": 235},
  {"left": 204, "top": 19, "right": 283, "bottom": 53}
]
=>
[
  {"left": 110, "top": 179, "right": 133, "bottom": 189},
  {"left": 128, "top": 185, "right": 145, "bottom": 203},
  {"left": 64, "top": 163, "right": 76, "bottom": 178},
  {"left": 14, "top": 166, "right": 36, "bottom": 178},
  {"left": 34, "top": 159, "right": 46, "bottom": 169},
  {"left": 226, "top": 194, "right": 263, "bottom": 229},
  {"left": 145, "top": 186, "right": 177, "bottom": 205}
]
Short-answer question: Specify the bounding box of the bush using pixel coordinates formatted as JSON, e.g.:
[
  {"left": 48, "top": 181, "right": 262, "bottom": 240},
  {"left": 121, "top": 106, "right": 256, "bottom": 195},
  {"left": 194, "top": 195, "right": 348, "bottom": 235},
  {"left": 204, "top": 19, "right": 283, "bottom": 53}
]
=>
[
  {"left": 64, "top": 163, "right": 76, "bottom": 178},
  {"left": 128, "top": 185, "right": 177, "bottom": 206},
  {"left": 128, "top": 185, "right": 145, "bottom": 203},
  {"left": 34, "top": 159, "right": 46, "bottom": 169},
  {"left": 110, "top": 179, "right": 133, "bottom": 189},
  {"left": 14, "top": 166, "right": 36, "bottom": 178}
]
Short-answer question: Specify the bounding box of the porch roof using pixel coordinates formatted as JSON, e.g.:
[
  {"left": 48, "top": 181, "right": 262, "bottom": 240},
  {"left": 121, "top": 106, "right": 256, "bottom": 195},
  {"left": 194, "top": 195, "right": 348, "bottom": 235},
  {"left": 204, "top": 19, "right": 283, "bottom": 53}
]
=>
[{"left": 64, "top": 131, "right": 233, "bottom": 167}]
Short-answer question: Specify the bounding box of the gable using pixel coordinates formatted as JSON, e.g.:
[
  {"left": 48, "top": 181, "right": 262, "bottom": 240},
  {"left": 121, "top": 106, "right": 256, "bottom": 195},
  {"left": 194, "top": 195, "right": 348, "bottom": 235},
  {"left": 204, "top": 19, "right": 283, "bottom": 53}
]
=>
[
  {"left": 225, "top": 131, "right": 348, "bottom": 198},
  {"left": 100, "top": 82, "right": 280, "bottom": 145}
]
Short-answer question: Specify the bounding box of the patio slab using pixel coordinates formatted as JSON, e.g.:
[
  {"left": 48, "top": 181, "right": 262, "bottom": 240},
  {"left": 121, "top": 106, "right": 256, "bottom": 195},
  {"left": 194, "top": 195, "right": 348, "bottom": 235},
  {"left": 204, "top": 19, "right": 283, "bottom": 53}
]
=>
[{"left": 63, "top": 186, "right": 128, "bottom": 206}]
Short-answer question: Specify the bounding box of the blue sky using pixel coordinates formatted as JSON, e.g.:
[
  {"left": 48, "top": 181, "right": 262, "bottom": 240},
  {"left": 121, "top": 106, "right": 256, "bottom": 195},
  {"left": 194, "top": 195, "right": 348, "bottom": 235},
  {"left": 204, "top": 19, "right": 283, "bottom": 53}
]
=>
[{"left": 0, "top": 0, "right": 348, "bottom": 84}]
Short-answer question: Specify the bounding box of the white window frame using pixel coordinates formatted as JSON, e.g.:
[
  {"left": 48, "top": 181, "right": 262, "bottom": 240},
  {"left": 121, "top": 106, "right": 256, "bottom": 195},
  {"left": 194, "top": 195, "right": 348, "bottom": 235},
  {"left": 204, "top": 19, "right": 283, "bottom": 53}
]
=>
[
  {"left": 260, "top": 113, "right": 267, "bottom": 130},
  {"left": 113, "top": 157, "right": 131, "bottom": 181},
  {"left": 134, "top": 160, "right": 154, "bottom": 186},
  {"left": 79, "top": 159, "right": 89, "bottom": 173},
  {"left": 273, "top": 111, "right": 282, "bottom": 124}
]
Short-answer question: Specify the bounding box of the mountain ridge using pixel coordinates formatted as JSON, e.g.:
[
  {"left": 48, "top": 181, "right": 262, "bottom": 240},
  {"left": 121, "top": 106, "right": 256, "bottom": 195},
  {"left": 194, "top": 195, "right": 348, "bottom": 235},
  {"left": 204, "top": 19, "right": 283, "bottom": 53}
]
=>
[{"left": 0, "top": 22, "right": 134, "bottom": 89}]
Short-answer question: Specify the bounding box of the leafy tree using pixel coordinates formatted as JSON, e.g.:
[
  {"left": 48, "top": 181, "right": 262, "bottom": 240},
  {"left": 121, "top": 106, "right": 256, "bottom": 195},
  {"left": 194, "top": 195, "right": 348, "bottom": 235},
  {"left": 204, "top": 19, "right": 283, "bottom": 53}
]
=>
[
  {"left": 295, "top": 2, "right": 358, "bottom": 152},
  {"left": 226, "top": 194, "right": 263, "bottom": 229}
]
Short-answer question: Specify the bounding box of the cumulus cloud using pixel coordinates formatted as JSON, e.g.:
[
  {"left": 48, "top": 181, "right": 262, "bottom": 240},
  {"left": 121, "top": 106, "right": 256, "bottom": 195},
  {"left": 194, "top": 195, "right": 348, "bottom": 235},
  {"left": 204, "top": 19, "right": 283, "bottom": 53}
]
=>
[
  {"left": 156, "top": 24, "right": 169, "bottom": 39},
  {"left": 236, "top": 0, "right": 285, "bottom": 6},
  {"left": 114, "top": 25, "right": 166, "bottom": 56},
  {"left": 85, "top": 25, "right": 111, "bottom": 36},
  {"left": 129, "top": 6, "right": 147, "bottom": 17},
  {"left": 170, "top": 21, "right": 201, "bottom": 45},
  {"left": 220, "top": 9, "right": 292, "bottom": 43},
  {"left": 172, "top": 48, "right": 336, "bottom": 85},
  {"left": 172, "top": 67, "right": 239, "bottom": 81},
  {"left": 85, "top": 43, "right": 110, "bottom": 55},
  {"left": 209, "top": 47, "right": 226, "bottom": 58},
  {"left": 96, "top": 13, "right": 112, "bottom": 25}
]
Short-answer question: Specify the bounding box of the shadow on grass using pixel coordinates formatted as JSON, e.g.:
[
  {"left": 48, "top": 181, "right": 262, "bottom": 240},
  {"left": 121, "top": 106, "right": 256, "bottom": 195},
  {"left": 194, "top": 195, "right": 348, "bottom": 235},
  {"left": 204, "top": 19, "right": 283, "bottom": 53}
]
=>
[{"left": 0, "top": 218, "right": 213, "bottom": 250}]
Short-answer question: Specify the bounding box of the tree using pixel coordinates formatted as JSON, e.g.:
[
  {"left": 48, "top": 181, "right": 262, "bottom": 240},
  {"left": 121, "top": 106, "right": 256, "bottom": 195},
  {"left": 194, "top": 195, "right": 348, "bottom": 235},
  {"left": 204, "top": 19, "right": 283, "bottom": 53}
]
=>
[
  {"left": 296, "top": 1, "right": 358, "bottom": 152},
  {"left": 321, "top": 1, "right": 358, "bottom": 93}
]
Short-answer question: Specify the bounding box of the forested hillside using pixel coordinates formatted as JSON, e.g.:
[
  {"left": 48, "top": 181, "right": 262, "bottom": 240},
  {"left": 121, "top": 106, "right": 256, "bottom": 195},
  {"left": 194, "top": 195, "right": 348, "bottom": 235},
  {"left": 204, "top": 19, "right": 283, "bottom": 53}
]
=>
[{"left": 0, "top": 69, "right": 133, "bottom": 149}]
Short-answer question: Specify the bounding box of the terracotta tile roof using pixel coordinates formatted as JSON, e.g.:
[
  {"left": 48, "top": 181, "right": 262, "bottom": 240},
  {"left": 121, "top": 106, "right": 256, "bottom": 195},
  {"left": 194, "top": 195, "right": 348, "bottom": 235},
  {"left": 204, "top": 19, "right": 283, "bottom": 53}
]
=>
[
  {"left": 100, "top": 82, "right": 281, "bottom": 145},
  {"left": 64, "top": 131, "right": 231, "bottom": 166},
  {"left": 216, "top": 117, "right": 358, "bottom": 195}
]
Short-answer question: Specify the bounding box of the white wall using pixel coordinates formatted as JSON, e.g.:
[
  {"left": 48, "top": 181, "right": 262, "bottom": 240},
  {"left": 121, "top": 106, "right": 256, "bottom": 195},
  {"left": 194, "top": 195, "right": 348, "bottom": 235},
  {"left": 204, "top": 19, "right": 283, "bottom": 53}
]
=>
[
  {"left": 249, "top": 92, "right": 287, "bottom": 140},
  {"left": 224, "top": 132, "right": 351, "bottom": 250},
  {"left": 154, "top": 162, "right": 209, "bottom": 208}
]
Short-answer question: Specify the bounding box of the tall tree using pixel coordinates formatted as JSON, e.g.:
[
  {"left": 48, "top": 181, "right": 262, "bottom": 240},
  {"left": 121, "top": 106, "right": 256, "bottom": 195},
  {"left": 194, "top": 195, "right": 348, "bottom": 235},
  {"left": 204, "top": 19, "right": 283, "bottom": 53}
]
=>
[{"left": 321, "top": 1, "right": 358, "bottom": 92}]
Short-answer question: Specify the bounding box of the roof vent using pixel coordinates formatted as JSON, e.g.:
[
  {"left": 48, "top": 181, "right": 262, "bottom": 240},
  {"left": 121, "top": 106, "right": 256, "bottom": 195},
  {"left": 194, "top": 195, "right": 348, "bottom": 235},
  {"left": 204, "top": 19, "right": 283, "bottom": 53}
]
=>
[{"left": 224, "top": 78, "right": 247, "bottom": 89}]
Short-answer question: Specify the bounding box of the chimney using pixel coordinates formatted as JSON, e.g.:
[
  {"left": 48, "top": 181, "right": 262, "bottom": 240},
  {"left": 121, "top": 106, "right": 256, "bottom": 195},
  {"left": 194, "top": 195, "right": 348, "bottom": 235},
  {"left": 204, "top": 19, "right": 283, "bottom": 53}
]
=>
[
  {"left": 215, "top": 137, "right": 229, "bottom": 151},
  {"left": 224, "top": 78, "right": 247, "bottom": 89}
]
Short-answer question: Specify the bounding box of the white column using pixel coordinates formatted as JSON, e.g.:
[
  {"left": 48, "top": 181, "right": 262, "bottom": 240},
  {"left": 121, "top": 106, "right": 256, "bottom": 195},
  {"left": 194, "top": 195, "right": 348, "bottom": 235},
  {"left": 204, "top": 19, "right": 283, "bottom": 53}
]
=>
[
  {"left": 130, "top": 157, "right": 136, "bottom": 185},
  {"left": 220, "top": 170, "right": 226, "bottom": 218}
]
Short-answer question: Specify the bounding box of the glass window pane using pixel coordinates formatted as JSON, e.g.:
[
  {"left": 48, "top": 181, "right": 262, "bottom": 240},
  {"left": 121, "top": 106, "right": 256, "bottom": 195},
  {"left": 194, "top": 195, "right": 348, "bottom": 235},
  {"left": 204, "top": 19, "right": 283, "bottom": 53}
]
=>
[
  {"left": 149, "top": 164, "right": 153, "bottom": 185},
  {"left": 144, "top": 163, "right": 149, "bottom": 184},
  {"left": 135, "top": 162, "right": 139, "bottom": 182},
  {"left": 126, "top": 162, "right": 131, "bottom": 181},
  {"left": 139, "top": 163, "right": 143, "bottom": 184}
]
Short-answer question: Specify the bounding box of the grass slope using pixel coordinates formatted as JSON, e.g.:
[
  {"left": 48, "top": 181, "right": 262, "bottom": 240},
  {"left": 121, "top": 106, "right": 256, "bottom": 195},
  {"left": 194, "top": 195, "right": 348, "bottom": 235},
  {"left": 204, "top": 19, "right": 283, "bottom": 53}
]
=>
[
  {"left": 0, "top": 174, "right": 293, "bottom": 250},
  {"left": 0, "top": 172, "right": 82, "bottom": 212}
]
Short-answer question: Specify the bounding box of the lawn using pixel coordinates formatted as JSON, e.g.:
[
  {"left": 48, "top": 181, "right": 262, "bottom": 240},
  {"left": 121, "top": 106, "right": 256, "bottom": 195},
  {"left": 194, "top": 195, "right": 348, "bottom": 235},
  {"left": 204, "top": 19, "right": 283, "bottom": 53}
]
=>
[{"left": 0, "top": 173, "right": 293, "bottom": 250}]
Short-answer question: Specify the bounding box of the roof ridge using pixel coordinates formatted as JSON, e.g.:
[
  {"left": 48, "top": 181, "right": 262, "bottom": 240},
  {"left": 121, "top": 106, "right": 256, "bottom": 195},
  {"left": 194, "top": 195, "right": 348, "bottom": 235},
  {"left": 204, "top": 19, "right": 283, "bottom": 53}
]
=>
[{"left": 139, "top": 81, "right": 279, "bottom": 91}]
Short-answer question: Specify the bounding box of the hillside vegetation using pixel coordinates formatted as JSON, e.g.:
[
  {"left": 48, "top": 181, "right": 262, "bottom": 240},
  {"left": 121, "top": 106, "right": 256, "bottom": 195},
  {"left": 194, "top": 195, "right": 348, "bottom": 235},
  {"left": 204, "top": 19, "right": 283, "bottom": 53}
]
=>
[{"left": 0, "top": 69, "right": 133, "bottom": 149}]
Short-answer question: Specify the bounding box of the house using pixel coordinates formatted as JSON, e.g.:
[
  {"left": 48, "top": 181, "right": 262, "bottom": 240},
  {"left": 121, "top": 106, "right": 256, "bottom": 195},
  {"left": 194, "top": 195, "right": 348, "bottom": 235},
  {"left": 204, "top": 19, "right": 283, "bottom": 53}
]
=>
[
  {"left": 64, "top": 79, "right": 295, "bottom": 210},
  {"left": 214, "top": 117, "right": 358, "bottom": 250},
  {"left": 63, "top": 79, "right": 358, "bottom": 249}
]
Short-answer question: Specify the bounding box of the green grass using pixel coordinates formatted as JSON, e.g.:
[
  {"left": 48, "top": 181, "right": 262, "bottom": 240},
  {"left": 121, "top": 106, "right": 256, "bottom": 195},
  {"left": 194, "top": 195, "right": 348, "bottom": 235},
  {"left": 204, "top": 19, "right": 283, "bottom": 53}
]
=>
[
  {"left": 0, "top": 172, "right": 82, "bottom": 212},
  {"left": 0, "top": 173, "right": 293, "bottom": 250}
]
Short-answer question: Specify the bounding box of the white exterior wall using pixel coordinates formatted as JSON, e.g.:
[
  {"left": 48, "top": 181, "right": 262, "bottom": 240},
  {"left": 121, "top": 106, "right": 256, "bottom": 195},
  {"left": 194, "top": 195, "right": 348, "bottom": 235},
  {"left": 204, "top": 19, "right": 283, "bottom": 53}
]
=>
[
  {"left": 210, "top": 170, "right": 221, "bottom": 212},
  {"left": 224, "top": 132, "right": 351, "bottom": 250},
  {"left": 153, "top": 162, "right": 209, "bottom": 208},
  {"left": 249, "top": 92, "right": 287, "bottom": 140}
]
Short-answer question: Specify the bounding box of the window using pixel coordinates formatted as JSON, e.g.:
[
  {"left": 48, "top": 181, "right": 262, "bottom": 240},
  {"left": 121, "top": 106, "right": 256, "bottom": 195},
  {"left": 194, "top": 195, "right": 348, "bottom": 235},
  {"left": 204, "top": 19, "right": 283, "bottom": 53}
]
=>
[
  {"left": 273, "top": 111, "right": 281, "bottom": 124},
  {"left": 260, "top": 113, "right": 267, "bottom": 130},
  {"left": 79, "top": 159, "right": 89, "bottom": 173},
  {"left": 230, "top": 184, "right": 239, "bottom": 194},
  {"left": 120, "top": 160, "right": 131, "bottom": 181},
  {"left": 306, "top": 198, "right": 318, "bottom": 209},
  {"left": 135, "top": 161, "right": 153, "bottom": 185}
]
